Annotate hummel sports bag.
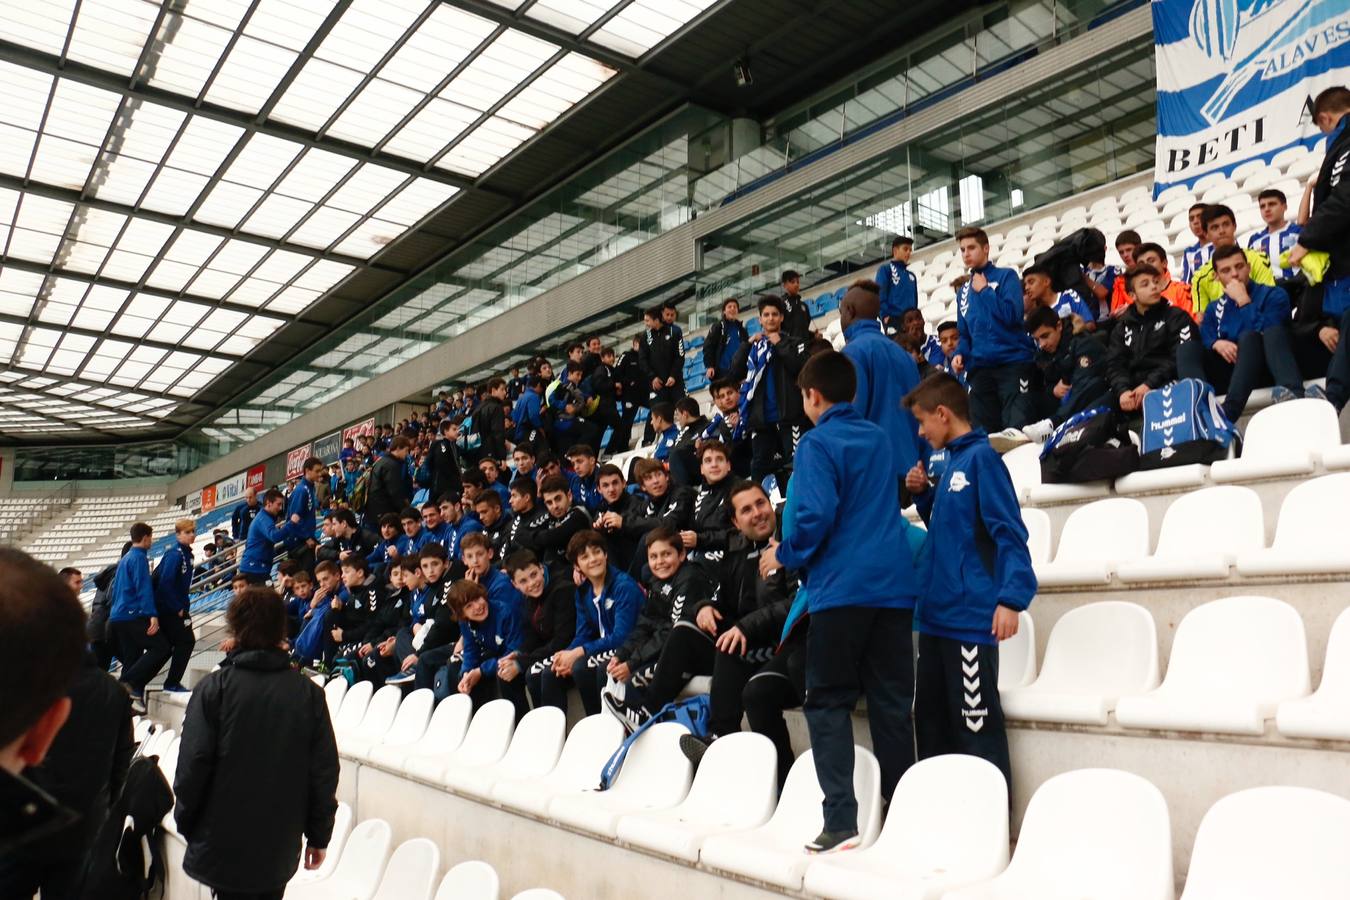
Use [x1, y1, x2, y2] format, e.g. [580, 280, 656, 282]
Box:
[1139, 378, 1238, 469]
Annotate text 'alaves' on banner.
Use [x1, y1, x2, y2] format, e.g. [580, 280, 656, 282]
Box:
[1153, 0, 1350, 195]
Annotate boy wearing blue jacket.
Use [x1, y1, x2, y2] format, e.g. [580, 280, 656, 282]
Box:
[903, 373, 1037, 785]
[152, 518, 198, 693]
[875, 235, 918, 326]
[239, 489, 303, 584]
[108, 522, 169, 711]
[951, 227, 1038, 435]
[760, 350, 919, 854]
[451, 579, 529, 721]
[286, 457, 325, 572]
[539, 530, 644, 716]
[1192, 243, 1309, 420]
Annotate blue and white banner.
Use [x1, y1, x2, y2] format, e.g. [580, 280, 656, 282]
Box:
[1153, 0, 1350, 195]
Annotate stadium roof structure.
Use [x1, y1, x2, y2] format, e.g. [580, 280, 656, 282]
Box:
[0, 0, 944, 444]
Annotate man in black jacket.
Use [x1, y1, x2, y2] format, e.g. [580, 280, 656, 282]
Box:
[731, 295, 810, 486]
[586, 346, 624, 457]
[428, 418, 463, 505]
[1106, 264, 1198, 417]
[703, 297, 749, 381]
[615, 333, 646, 451]
[475, 378, 511, 462]
[364, 436, 412, 526]
[231, 488, 260, 542]
[638, 305, 685, 409]
[1290, 86, 1350, 410]
[778, 270, 814, 338]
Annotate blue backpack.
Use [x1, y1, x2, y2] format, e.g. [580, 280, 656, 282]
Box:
[292, 600, 331, 664]
[598, 694, 711, 790]
[1139, 379, 1238, 469]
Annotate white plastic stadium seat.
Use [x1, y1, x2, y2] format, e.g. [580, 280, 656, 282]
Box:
[1114, 463, 1211, 495]
[435, 860, 499, 900]
[339, 685, 402, 755]
[1021, 508, 1051, 565]
[1115, 596, 1309, 735]
[1322, 443, 1350, 470]
[1001, 443, 1112, 505]
[615, 732, 777, 861]
[1211, 399, 1340, 482]
[406, 699, 515, 785]
[371, 838, 440, 900]
[803, 754, 1008, 900]
[493, 714, 624, 816]
[549, 722, 692, 837]
[369, 693, 472, 772]
[1236, 475, 1350, 576]
[1035, 498, 1150, 586]
[1277, 607, 1350, 740]
[1117, 486, 1264, 582]
[1003, 602, 1160, 726]
[292, 803, 353, 885]
[332, 681, 374, 736]
[350, 688, 434, 763]
[442, 706, 565, 799]
[510, 891, 565, 900]
[997, 612, 1036, 690]
[1181, 787, 1350, 900]
[700, 747, 882, 891]
[285, 817, 392, 900]
[943, 769, 1172, 900]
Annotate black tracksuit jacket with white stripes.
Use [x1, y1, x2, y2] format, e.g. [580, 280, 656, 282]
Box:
[617, 564, 713, 668]
[698, 532, 799, 651]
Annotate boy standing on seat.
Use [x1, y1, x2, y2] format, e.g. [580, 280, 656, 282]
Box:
[760, 350, 918, 854]
[903, 373, 1036, 785]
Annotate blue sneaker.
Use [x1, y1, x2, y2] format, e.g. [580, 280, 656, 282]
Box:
[1306, 383, 1328, 402]
[385, 670, 416, 686]
[1270, 386, 1298, 404]
[162, 683, 190, 693]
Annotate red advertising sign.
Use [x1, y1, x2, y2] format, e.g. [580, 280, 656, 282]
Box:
[200, 484, 218, 513]
[285, 444, 312, 480]
[246, 464, 266, 492]
[342, 418, 376, 443]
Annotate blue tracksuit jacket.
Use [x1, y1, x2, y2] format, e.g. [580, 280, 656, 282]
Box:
[482, 566, 525, 616]
[956, 262, 1035, 369]
[567, 565, 645, 658]
[153, 542, 194, 616]
[240, 510, 299, 576]
[774, 402, 918, 612]
[397, 526, 432, 558]
[876, 259, 919, 320]
[913, 429, 1037, 645]
[285, 479, 316, 550]
[1201, 281, 1291, 347]
[445, 516, 484, 561]
[842, 319, 923, 483]
[459, 599, 525, 677]
[109, 545, 156, 622]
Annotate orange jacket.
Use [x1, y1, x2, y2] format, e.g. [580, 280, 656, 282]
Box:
[1110, 273, 1195, 321]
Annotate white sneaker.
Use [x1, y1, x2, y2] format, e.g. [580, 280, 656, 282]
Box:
[1022, 419, 1055, 443]
[989, 427, 1032, 453]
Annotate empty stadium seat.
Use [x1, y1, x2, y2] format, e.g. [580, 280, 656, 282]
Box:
[1211, 399, 1340, 482]
[323, 678, 347, 724]
[442, 705, 565, 799]
[549, 721, 692, 837]
[1002, 602, 1160, 726]
[510, 890, 564, 900]
[997, 612, 1037, 690]
[369, 694, 472, 772]
[1235, 474, 1350, 576]
[292, 803, 353, 885]
[1021, 508, 1051, 565]
[406, 699, 516, 785]
[371, 838, 440, 900]
[286, 817, 392, 900]
[1035, 498, 1150, 586]
[700, 747, 882, 891]
[349, 689, 434, 762]
[1322, 443, 1350, 470]
[493, 714, 625, 817]
[615, 732, 777, 861]
[332, 681, 374, 736]
[435, 860, 499, 900]
[1117, 486, 1264, 582]
[1276, 606, 1350, 740]
[802, 755, 1009, 900]
[339, 685, 403, 755]
[1181, 786, 1350, 900]
[1115, 596, 1310, 735]
[1114, 462, 1211, 495]
[943, 769, 1172, 900]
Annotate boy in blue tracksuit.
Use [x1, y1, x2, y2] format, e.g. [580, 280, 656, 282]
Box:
[286, 457, 324, 572]
[239, 489, 303, 584]
[903, 373, 1036, 785]
[396, 506, 432, 557]
[451, 579, 529, 722]
[152, 518, 198, 692]
[952, 226, 1038, 433]
[761, 350, 919, 854]
[108, 522, 170, 709]
[875, 235, 918, 327]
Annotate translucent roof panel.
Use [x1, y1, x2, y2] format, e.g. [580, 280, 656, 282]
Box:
[481, 0, 718, 57]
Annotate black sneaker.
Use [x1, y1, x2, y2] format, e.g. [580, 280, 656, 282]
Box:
[129, 692, 147, 716]
[679, 733, 712, 769]
[601, 690, 646, 736]
[805, 829, 860, 854]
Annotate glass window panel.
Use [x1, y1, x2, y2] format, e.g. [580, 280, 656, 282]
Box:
[67, 0, 159, 76]
[149, 16, 234, 99]
[270, 58, 366, 132]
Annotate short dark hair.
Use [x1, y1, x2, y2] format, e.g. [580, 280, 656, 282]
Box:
[698, 440, 730, 461]
[650, 401, 675, 423]
[1124, 263, 1163, 293]
[462, 469, 488, 490]
[440, 418, 457, 435]
[315, 560, 341, 580]
[1025, 305, 1063, 333]
[227, 586, 287, 653]
[728, 479, 769, 508]
[1189, 202, 1208, 214]
[304, 456, 324, 472]
[1135, 242, 1168, 264]
[509, 477, 537, 500]
[904, 371, 971, 422]
[540, 475, 571, 498]
[565, 444, 595, 460]
[474, 491, 501, 511]
[419, 542, 449, 563]
[891, 235, 913, 249]
[674, 397, 700, 419]
[781, 270, 800, 284]
[397, 557, 420, 574]
[486, 377, 506, 392]
[1022, 263, 1051, 279]
[57, 566, 81, 582]
[954, 226, 989, 246]
[447, 579, 488, 618]
[633, 458, 666, 482]
[1115, 229, 1141, 247]
[264, 488, 285, 505]
[1201, 204, 1236, 229]
[937, 320, 958, 335]
[596, 463, 624, 482]
[391, 435, 414, 451]
[710, 377, 738, 396]
[1211, 243, 1247, 266]
[645, 526, 682, 553]
[129, 521, 152, 543]
[1257, 188, 1288, 205]
[420, 500, 439, 513]
[566, 529, 607, 563]
[757, 294, 785, 315]
[797, 350, 857, 404]
[400, 506, 422, 522]
[1313, 85, 1350, 118]
[340, 554, 369, 574]
[378, 512, 401, 530]
[459, 531, 492, 555]
[503, 549, 542, 577]
[0, 549, 86, 749]
[722, 296, 740, 310]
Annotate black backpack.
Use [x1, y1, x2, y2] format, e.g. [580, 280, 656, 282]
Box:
[1034, 227, 1108, 292]
[1040, 406, 1140, 483]
[79, 757, 172, 900]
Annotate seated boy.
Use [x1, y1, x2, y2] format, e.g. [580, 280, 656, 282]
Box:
[1191, 204, 1276, 317]
[539, 530, 644, 716]
[473, 490, 512, 560]
[531, 474, 594, 578]
[356, 557, 414, 683]
[675, 441, 736, 558]
[699, 377, 752, 477]
[503, 478, 548, 558]
[1021, 305, 1111, 441]
[1023, 263, 1094, 328]
[503, 549, 578, 709]
[649, 402, 679, 462]
[450, 579, 529, 721]
[366, 512, 402, 576]
[904, 373, 1036, 785]
[1106, 264, 1199, 416]
[601, 526, 716, 733]
[926, 321, 962, 377]
[325, 555, 384, 669]
[397, 506, 432, 557]
[591, 463, 641, 572]
[386, 544, 457, 688]
[460, 531, 523, 615]
[564, 444, 603, 513]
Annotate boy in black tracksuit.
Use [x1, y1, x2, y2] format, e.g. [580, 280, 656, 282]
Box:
[904, 374, 1037, 785]
[1106, 263, 1200, 419]
[591, 463, 641, 572]
[638, 305, 686, 408]
[674, 442, 736, 564]
[601, 527, 716, 732]
[503, 479, 548, 559]
[325, 556, 383, 667]
[779, 270, 814, 339]
[1022, 305, 1111, 439]
[602, 459, 693, 577]
[731, 295, 810, 486]
[703, 297, 750, 381]
[532, 475, 593, 578]
[503, 550, 578, 708]
[357, 558, 414, 683]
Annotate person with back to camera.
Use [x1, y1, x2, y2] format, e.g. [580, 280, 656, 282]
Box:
[174, 586, 338, 900]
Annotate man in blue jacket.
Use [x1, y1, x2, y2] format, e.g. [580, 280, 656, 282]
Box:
[230, 487, 260, 541]
[286, 457, 325, 574]
[239, 489, 302, 585]
[152, 518, 198, 693]
[108, 522, 169, 712]
[951, 226, 1039, 437]
[1189, 243, 1311, 421]
[839, 280, 924, 490]
[875, 235, 918, 328]
[903, 373, 1036, 786]
[760, 350, 919, 855]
